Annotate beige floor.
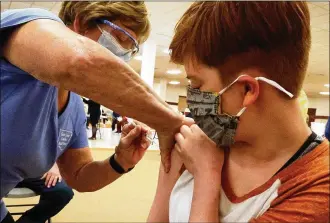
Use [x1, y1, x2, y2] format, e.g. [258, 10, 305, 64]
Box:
[4, 149, 161, 222]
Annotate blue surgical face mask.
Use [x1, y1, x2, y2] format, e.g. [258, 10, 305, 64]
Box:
[97, 25, 132, 62]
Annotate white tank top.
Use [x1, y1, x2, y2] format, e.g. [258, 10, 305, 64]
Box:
[169, 170, 281, 222]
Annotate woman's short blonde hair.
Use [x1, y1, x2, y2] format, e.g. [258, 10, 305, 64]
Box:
[58, 1, 150, 44]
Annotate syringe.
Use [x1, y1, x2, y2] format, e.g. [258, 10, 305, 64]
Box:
[126, 119, 156, 144]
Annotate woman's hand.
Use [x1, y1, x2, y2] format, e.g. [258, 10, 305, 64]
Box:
[115, 123, 150, 171]
[174, 124, 224, 179]
[157, 117, 195, 172]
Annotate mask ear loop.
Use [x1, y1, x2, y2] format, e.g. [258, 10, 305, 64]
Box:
[218, 75, 293, 118]
[219, 74, 249, 95]
[236, 76, 293, 116]
[236, 107, 247, 117]
[97, 25, 103, 33]
[218, 74, 249, 116]
[236, 76, 293, 117]
[255, 77, 294, 98]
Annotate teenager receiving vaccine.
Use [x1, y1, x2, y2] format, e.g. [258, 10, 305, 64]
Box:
[148, 2, 329, 223]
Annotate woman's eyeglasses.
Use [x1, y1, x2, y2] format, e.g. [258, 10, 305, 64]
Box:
[97, 19, 139, 55]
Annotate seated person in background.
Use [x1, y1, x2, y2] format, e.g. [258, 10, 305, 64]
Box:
[148, 2, 329, 222]
[15, 163, 73, 223]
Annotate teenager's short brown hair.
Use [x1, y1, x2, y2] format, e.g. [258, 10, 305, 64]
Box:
[170, 2, 311, 96]
[59, 1, 150, 44]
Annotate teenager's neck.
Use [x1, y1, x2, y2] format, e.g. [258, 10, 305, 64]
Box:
[229, 101, 311, 168]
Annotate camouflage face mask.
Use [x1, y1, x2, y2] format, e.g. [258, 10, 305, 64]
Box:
[186, 75, 294, 147]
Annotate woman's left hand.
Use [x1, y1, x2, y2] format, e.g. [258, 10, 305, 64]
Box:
[174, 124, 224, 178]
[115, 123, 150, 171]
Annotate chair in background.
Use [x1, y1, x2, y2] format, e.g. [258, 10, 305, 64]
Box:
[5, 188, 52, 223]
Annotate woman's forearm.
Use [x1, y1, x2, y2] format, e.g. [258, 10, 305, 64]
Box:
[65, 158, 122, 192]
[61, 36, 182, 132]
[4, 19, 182, 133]
[189, 174, 221, 222]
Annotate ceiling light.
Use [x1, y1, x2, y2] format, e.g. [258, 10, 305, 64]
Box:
[134, 55, 142, 61]
[319, 92, 329, 95]
[169, 81, 180, 85]
[325, 84, 330, 88]
[166, 69, 181, 75]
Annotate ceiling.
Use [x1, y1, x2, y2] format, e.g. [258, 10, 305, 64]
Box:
[1, 1, 329, 97]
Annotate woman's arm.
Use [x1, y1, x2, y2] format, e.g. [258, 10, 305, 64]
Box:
[3, 19, 186, 170]
[3, 20, 180, 129]
[57, 124, 149, 192]
[57, 148, 118, 192]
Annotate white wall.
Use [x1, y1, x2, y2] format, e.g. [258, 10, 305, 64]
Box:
[153, 82, 161, 97]
[153, 79, 186, 102]
[154, 77, 187, 103]
[308, 96, 329, 116]
[166, 85, 187, 102]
